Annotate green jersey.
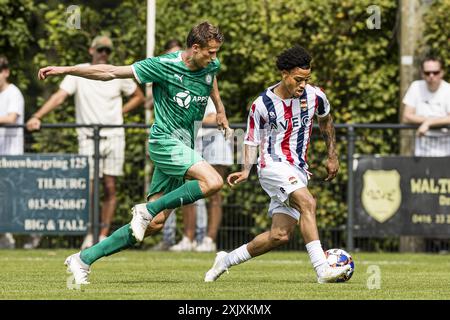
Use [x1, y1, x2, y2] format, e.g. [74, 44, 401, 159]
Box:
[132, 51, 220, 144]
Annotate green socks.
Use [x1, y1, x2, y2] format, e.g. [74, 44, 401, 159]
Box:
[146, 180, 204, 217]
[80, 224, 136, 266]
[79, 181, 205, 266]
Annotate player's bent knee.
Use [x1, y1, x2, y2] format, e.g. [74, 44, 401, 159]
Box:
[291, 194, 316, 214]
[212, 175, 224, 191]
[306, 197, 317, 212]
[204, 174, 223, 195]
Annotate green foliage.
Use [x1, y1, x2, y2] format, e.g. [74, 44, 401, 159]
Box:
[422, 0, 450, 74]
[0, 0, 35, 104]
[28, 1, 149, 221]
[154, 0, 401, 232]
[1, 0, 448, 239]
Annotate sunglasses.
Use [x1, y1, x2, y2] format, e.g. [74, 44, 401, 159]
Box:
[423, 70, 441, 76]
[96, 47, 112, 54]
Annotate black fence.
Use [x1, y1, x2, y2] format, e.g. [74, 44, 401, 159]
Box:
[1, 123, 450, 252]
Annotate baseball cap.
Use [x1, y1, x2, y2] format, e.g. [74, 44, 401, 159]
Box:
[90, 35, 113, 50]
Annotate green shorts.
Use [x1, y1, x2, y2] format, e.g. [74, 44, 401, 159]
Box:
[147, 128, 204, 198]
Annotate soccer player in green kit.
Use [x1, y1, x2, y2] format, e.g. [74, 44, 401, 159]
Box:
[38, 22, 232, 285]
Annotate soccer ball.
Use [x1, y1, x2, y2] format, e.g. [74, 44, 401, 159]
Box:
[324, 248, 355, 282]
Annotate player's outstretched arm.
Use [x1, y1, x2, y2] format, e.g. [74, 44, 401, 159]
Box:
[318, 114, 339, 181]
[227, 144, 258, 187]
[38, 65, 134, 81]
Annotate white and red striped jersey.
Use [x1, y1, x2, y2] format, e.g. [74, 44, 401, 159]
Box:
[244, 83, 330, 171]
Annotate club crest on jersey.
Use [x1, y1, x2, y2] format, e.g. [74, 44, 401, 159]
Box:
[205, 74, 212, 84]
[300, 99, 308, 110]
[288, 176, 298, 185]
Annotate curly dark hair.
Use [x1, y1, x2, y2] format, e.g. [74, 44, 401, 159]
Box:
[276, 45, 312, 71]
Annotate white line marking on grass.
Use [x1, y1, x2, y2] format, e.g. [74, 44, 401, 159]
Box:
[359, 260, 412, 265]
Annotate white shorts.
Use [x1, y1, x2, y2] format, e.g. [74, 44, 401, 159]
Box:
[78, 135, 125, 179]
[258, 162, 310, 221]
[195, 130, 233, 165]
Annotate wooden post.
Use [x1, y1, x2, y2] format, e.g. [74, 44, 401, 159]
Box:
[399, 0, 432, 252]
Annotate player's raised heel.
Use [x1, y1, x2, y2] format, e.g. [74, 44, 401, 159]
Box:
[317, 265, 351, 284]
[130, 203, 152, 242]
[64, 252, 90, 285]
[204, 251, 229, 282]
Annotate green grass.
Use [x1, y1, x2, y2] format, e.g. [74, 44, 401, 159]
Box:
[0, 249, 449, 300]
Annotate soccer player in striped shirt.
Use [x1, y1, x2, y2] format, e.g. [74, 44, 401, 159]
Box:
[205, 45, 351, 283]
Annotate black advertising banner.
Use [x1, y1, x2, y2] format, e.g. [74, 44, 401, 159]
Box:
[0, 154, 89, 234]
[354, 156, 450, 237]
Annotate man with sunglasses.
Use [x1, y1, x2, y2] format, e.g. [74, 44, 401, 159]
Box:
[26, 35, 145, 249]
[402, 56, 450, 156]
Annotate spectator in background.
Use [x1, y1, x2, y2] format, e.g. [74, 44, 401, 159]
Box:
[0, 55, 24, 249]
[26, 35, 145, 249]
[402, 56, 450, 156]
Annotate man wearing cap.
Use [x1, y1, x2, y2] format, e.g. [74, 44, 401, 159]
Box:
[27, 35, 145, 249]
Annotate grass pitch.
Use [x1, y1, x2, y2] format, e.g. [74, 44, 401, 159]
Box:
[0, 249, 449, 300]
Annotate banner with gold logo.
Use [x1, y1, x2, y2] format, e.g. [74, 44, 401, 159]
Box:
[354, 157, 450, 237]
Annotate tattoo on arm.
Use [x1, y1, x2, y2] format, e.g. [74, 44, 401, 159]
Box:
[318, 114, 337, 159]
[243, 144, 259, 172]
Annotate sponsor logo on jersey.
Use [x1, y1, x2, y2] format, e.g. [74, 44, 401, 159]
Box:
[173, 91, 209, 109]
[279, 117, 302, 130]
[191, 96, 209, 104]
[173, 90, 191, 109]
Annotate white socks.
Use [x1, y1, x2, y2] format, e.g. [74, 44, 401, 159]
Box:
[224, 244, 252, 268]
[222, 241, 328, 275]
[305, 240, 329, 274]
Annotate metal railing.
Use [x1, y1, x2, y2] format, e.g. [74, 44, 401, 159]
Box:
[1, 122, 449, 251]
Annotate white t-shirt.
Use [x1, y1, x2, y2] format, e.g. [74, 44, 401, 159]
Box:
[0, 84, 24, 155]
[195, 98, 233, 165]
[60, 63, 137, 137]
[403, 80, 450, 156]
